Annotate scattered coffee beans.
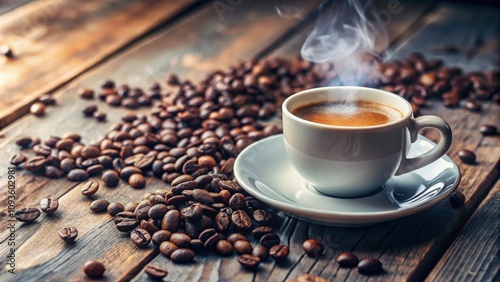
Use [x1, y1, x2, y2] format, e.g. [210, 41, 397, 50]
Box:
[336, 252, 359, 268]
[107, 202, 124, 216]
[102, 170, 120, 187]
[90, 199, 110, 213]
[30, 102, 46, 116]
[458, 149, 476, 164]
[83, 260, 105, 278]
[358, 257, 383, 275]
[238, 254, 260, 270]
[59, 227, 78, 242]
[302, 239, 324, 258]
[1, 45, 14, 58]
[40, 197, 59, 214]
[81, 181, 99, 196]
[479, 124, 497, 136]
[129, 173, 146, 188]
[449, 191, 466, 208]
[269, 245, 289, 263]
[130, 228, 152, 248]
[170, 248, 195, 263]
[15, 207, 41, 222]
[215, 239, 233, 256]
[144, 264, 169, 280]
[252, 245, 269, 261]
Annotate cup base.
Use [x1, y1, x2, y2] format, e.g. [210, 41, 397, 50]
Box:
[303, 181, 384, 199]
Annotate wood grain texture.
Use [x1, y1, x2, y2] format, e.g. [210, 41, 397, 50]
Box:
[426, 180, 500, 282]
[0, 0, 199, 129]
[0, 0, 323, 281]
[0, 0, 31, 15]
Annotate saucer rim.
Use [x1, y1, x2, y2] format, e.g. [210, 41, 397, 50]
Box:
[234, 134, 461, 222]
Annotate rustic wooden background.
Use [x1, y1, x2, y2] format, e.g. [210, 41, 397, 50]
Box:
[0, 0, 498, 281]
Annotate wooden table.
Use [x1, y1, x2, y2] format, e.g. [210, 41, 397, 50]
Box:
[0, 1, 498, 281]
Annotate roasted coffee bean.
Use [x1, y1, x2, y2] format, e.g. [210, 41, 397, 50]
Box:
[87, 164, 104, 176]
[219, 180, 241, 193]
[204, 233, 221, 249]
[479, 124, 497, 136]
[192, 189, 214, 205]
[172, 180, 197, 195]
[83, 260, 105, 278]
[81, 181, 99, 196]
[252, 244, 269, 261]
[24, 156, 47, 172]
[129, 173, 146, 188]
[15, 136, 33, 147]
[358, 257, 383, 275]
[115, 211, 139, 232]
[337, 252, 359, 268]
[152, 230, 172, 245]
[107, 202, 124, 216]
[161, 210, 180, 232]
[198, 228, 217, 242]
[130, 228, 152, 248]
[231, 210, 252, 231]
[166, 195, 187, 206]
[170, 248, 195, 263]
[1, 45, 14, 58]
[170, 233, 192, 248]
[59, 227, 78, 242]
[464, 99, 481, 112]
[259, 233, 280, 249]
[40, 197, 59, 214]
[79, 88, 95, 99]
[303, 239, 324, 258]
[102, 170, 120, 187]
[30, 102, 46, 116]
[227, 233, 248, 244]
[43, 166, 62, 178]
[15, 207, 41, 222]
[83, 104, 98, 116]
[120, 166, 142, 180]
[67, 168, 89, 181]
[449, 191, 466, 208]
[215, 239, 233, 256]
[251, 226, 273, 240]
[215, 211, 231, 233]
[10, 153, 27, 165]
[181, 205, 203, 222]
[458, 149, 476, 164]
[229, 193, 246, 210]
[94, 111, 107, 121]
[238, 254, 260, 270]
[148, 204, 168, 220]
[140, 219, 159, 235]
[159, 241, 179, 258]
[269, 245, 289, 263]
[144, 264, 169, 280]
[34, 145, 52, 157]
[90, 199, 110, 213]
[233, 240, 253, 254]
[171, 174, 194, 186]
[60, 158, 76, 172]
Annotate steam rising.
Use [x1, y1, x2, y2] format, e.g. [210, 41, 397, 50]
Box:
[301, 0, 388, 86]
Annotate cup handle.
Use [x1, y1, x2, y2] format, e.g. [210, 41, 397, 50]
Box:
[395, 115, 452, 175]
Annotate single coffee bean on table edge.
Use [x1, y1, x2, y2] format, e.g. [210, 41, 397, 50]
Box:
[15, 207, 41, 222]
[83, 260, 106, 278]
[336, 252, 359, 268]
[449, 191, 466, 208]
[358, 257, 383, 275]
[40, 197, 59, 214]
[458, 149, 476, 164]
[302, 239, 324, 258]
[59, 227, 78, 243]
[144, 264, 169, 279]
[30, 102, 46, 116]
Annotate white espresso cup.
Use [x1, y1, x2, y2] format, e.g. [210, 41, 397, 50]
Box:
[282, 86, 452, 198]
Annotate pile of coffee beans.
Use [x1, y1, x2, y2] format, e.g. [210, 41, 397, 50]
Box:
[10, 54, 498, 278]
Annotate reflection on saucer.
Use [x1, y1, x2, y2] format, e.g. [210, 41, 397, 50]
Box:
[234, 134, 461, 226]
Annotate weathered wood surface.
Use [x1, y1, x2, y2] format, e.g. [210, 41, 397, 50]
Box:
[0, 0, 201, 129]
[0, 0, 31, 15]
[0, 1, 498, 282]
[426, 180, 500, 282]
[0, 0, 324, 281]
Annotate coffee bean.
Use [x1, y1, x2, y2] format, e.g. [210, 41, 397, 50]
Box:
[251, 226, 273, 240]
[449, 191, 466, 208]
[94, 111, 107, 121]
[252, 245, 269, 261]
[107, 202, 124, 216]
[152, 230, 172, 246]
[67, 169, 89, 181]
[148, 204, 168, 220]
[120, 166, 142, 180]
[204, 233, 221, 249]
[170, 233, 192, 248]
[234, 240, 253, 254]
[81, 181, 99, 196]
[464, 99, 481, 112]
[60, 158, 76, 172]
[130, 228, 152, 248]
[144, 264, 169, 280]
[336, 252, 359, 268]
[24, 156, 46, 172]
[229, 193, 246, 210]
[161, 210, 180, 232]
[59, 227, 78, 242]
[10, 153, 26, 165]
[87, 164, 104, 176]
[79, 88, 95, 99]
[227, 233, 248, 244]
[238, 254, 260, 270]
[259, 233, 280, 249]
[192, 189, 214, 205]
[159, 241, 179, 257]
[172, 180, 197, 195]
[170, 248, 195, 263]
[129, 173, 146, 188]
[1, 45, 14, 58]
[82, 104, 98, 116]
[30, 102, 46, 116]
[269, 245, 289, 263]
[83, 260, 105, 278]
[215, 211, 231, 233]
[458, 149, 476, 164]
[34, 145, 52, 157]
[215, 239, 234, 256]
[40, 197, 59, 214]
[140, 219, 159, 235]
[15, 136, 33, 147]
[358, 257, 383, 275]
[181, 205, 203, 222]
[303, 239, 324, 258]
[115, 211, 139, 232]
[15, 207, 41, 222]
[90, 199, 110, 213]
[231, 210, 253, 231]
[102, 170, 120, 187]
[479, 124, 497, 136]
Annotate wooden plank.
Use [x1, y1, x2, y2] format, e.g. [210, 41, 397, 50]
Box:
[426, 180, 500, 282]
[0, 0, 31, 15]
[0, 0, 200, 129]
[0, 0, 323, 281]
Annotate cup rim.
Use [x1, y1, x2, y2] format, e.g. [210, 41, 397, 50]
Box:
[282, 86, 413, 131]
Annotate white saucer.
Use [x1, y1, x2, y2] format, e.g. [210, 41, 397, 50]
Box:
[234, 134, 461, 226]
